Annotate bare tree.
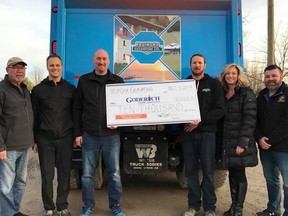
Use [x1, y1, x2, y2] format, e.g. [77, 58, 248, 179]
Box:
[243, 0, 288, 88]
[29, 66, 46, 85]
[244, 59, 266, 95]
[242, 14, 253, 49]
[275, 26, 288, 73]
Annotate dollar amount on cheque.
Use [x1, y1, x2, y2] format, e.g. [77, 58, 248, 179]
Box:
[106, 80, 201, 126]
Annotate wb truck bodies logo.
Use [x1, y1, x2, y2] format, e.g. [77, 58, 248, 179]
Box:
[135, 144, 157, 159]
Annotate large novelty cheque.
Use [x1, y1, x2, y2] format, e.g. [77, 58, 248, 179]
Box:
[106, 80, 201, 127]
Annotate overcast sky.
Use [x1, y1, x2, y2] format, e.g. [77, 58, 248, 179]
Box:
[0, 0, 287, 78]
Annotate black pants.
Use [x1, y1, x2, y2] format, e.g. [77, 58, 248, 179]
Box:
[37, 133, 73, 211]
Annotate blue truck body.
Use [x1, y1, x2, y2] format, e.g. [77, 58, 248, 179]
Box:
[50, 0, 243, 179]
[50, 0, 243, 84]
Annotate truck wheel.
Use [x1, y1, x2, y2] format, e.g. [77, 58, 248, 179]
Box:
[176, 164, 227, 189]
[198, 169, 228, 189]
[214, 169, 227, 189]
[175, 165, 188, 189]
[69, 166, 104, 190]
[70, 169, 81, 189]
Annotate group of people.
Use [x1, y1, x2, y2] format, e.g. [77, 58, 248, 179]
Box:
[0, 50, 125, 216]
[0, 50, 287, 216]
[181, 54, 288, 216]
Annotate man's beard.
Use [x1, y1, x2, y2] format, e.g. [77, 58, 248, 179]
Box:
[192, 69, 203, 76]
[97, 64, 106, 73]
[266, 81, 280, 91]
[15, 76, 25, 83]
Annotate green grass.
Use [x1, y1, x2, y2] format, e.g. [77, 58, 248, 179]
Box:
[161, 54, 181, 77]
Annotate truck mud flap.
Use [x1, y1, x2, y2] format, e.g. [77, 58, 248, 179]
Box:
[122, 134, 168, 174]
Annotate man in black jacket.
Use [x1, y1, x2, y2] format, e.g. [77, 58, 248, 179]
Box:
[181, 54, 225, 216]
[31, 54, 75, 216]
[74, 49, 125, 216]
[255, 65, 288, 216]
[0, 57, 34, 216]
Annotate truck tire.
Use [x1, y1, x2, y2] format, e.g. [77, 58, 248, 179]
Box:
[175, 165, 188, 189]
[69, 167, 104, 190]
[213, 169, 228, 189]
[70, 153, 104, 190]
[70, 169, 81, 189]
[176, 165, 227, 189]
[198, 169, 228, 189]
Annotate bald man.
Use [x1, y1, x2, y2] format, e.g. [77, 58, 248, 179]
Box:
[73, 50, 125, 216]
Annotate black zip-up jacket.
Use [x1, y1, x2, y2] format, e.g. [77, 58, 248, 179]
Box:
[31, 77, 76, 143]
[73, 70, 124, 137]
[221, 87, 258, 168]
[255, 82, 288, 152]
[183, 73, 225, 132]
[0, 75, 34, 151]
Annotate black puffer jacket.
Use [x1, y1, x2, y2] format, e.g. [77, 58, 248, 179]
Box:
[221, 87, 258, 168]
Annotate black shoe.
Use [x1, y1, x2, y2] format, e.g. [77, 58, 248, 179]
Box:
[255, 209, 281, 216]
[14, 212, 28, 216]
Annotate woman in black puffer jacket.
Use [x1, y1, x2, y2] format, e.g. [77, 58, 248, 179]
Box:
[219, 64, 258, 216]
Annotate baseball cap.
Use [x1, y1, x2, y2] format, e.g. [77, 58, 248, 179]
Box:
[6, 57, 27, 67]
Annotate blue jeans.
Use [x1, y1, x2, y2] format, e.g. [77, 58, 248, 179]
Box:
[260, 150, 288, 215]
[181, 132, 216, 212]
[0, 149, 29, 216]
[81, 132, 123, 210]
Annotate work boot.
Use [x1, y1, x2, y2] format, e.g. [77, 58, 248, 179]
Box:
[223, 176, 237, 216]
[233, 182, 247, 216]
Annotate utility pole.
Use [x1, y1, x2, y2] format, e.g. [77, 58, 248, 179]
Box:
[267, 0, 275, 64]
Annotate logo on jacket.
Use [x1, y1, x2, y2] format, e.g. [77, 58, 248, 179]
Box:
[278, 95, 286, 102]
[202, 88, 211, 92]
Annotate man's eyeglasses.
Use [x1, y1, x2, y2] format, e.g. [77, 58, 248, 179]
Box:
[8, 66, 27, 70]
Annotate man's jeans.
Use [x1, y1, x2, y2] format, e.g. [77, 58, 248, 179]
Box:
[0, 149, 29, 216]
[81, 132, 123, 209]
[181, 132, 217, 212]
[260, 149, 288, 215]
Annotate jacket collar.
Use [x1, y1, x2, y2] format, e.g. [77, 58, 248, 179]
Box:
[186, 73, 211, 80]
[259, 82, 287, 98]
[41, 77, 64, 86]
[88, 69, 116, 81]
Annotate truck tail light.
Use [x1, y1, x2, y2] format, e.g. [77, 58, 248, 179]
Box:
[73, 75, 80, 79]
[237, 9, 241, 15]
[52, 6, 58, 13]
[52, 40, 57, 54]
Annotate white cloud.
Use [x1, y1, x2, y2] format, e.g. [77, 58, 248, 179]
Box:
[0, 0, 50, 78]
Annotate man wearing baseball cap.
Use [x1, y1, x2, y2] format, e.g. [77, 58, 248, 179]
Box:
[0, 57, 34, 216]
[6, 56, 27, 67]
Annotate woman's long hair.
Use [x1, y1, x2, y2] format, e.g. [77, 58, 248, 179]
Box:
[220, 63, 250, 91]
